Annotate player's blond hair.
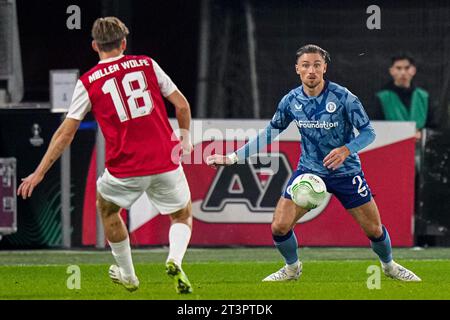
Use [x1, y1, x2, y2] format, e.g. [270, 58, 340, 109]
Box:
[91, 17, 129, 52]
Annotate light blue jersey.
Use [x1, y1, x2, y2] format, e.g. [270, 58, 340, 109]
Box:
[236, 80, 376, 177]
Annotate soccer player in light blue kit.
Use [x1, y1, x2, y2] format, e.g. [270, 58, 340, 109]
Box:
[207, 44, 421, 282]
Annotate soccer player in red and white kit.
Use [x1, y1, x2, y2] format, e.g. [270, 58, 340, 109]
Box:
[17, 17, 194, 294]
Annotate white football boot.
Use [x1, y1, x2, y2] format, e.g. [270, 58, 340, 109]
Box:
[382, 261, 422, 282]
[262, 261, 302, 282]
[108, 264, 140, 291]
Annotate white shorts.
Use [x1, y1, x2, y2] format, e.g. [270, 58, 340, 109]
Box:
[96, 165, 191, 214]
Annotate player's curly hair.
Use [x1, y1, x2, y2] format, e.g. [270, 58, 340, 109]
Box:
[91, 17, 129, 52]
[296, 44, 331, 64]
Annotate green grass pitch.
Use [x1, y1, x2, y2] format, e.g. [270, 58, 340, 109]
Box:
[1, 247, 450, 300]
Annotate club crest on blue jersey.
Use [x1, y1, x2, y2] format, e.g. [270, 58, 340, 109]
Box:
[326, 102, 337, 113]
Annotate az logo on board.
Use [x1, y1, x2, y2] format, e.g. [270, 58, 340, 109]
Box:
[202, 154, 291, 212]
[192, 153, 331, 223]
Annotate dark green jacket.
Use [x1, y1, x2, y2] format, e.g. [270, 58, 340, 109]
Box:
[375, 85, 429, 129]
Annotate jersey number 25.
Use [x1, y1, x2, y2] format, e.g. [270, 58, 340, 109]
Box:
[102, 71, 154, 122]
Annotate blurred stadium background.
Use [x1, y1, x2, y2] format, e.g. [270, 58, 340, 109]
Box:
[0, 0, 450, 300]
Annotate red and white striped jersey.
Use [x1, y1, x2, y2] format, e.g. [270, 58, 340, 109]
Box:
[67, 54, 180, 178]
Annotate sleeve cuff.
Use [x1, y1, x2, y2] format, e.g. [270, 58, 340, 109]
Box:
[345, 143, 357, 155]
[162, 86, 178, 98]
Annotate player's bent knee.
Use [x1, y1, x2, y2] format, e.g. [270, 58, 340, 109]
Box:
[98, 204, 120, 219]
[366, 224, 383, 239]
[96, 193, 120, 218]
[271, 222, 291, 236]
[169, 201, 192, 223]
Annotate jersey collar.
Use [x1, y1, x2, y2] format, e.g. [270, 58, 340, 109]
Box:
[301, 80, 329, 99]
[98, 54, 125, 64]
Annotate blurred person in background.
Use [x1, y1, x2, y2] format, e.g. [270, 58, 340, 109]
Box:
[373, 54, 437, 169]
[373, 54, 440, 223]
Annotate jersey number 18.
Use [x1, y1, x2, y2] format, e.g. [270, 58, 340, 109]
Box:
[102, 71, 154, 122]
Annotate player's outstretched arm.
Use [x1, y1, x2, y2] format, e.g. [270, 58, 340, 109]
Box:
[206, 90, 291, 168]
[17, 118, 80, 199]
[167, 90, 193, 155]
[206, 123, 282, 169]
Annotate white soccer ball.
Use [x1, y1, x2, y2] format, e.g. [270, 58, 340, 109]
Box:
[290, 173, 327, 210]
